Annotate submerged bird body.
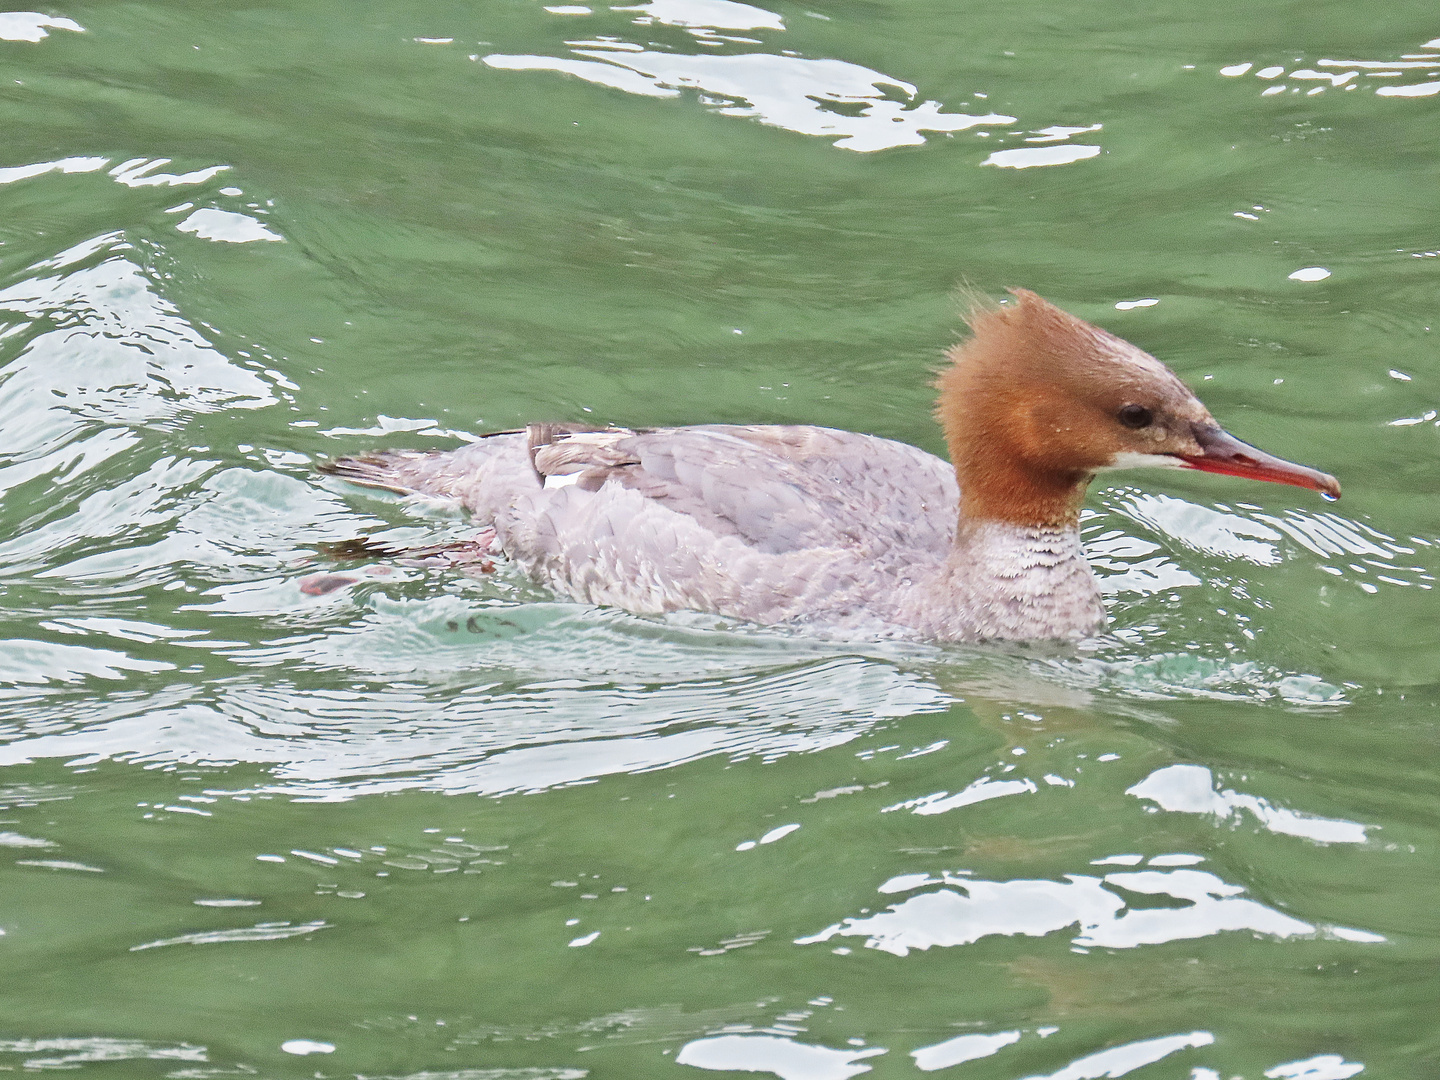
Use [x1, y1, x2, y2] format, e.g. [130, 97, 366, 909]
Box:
[323, 291, 1338, 642]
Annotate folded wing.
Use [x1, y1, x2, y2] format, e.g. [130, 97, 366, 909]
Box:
[321, 423, 958, 623]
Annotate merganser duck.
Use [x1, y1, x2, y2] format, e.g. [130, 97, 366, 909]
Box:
[321, 290, 1339, 642]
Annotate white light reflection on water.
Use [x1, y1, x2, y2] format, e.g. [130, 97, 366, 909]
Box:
[676, 1034, 886, 1080]
[1126, 764, 1370, 844]
[1117, 493, 1282, 565]
[883, 775, 1037, 815]
[40, 467, 381, 584]
[1219, 30, 1440, 99]
[1018, 1031, 1213, 1080]
[0, 1040, 206, 1069]
[0, 653, 947, 800]
[911, 1029, 1020, 1071]
[129, 920, 331, 951]
[0, 12, 84, 42]
[278, 1040, 335, 1056]
[0, 830, 54, 847]
[1376, 81, 1440, 97]
[1103, 488, 1436, 597]
[1264, 1055, 1365, 1079]
[14, 858, 105, 872]
[0, 155, 109, 185]
[175, 208, 284, 244]
[0, 638, 173, 683]
[1025, 124, 1103, 143]
[108, 158, 231, 188]
[476, 0, 1044, 152]
[796, 859, 1383, 955]
[1084, 498, 1227, 597]
[982, 145, 1102, 169]
[0, 232, 275, 480]
[484, 50, 1015, 151]
[619, 0, 786, 30]
[319, 414, 471, 439]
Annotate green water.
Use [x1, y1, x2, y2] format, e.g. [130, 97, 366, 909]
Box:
[2, 0, 1438, 1077]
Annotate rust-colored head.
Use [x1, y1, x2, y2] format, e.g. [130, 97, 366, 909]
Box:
[935, 289, 1340, 528]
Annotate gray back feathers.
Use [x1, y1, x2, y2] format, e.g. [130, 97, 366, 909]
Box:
[321, 422, 1102, 642]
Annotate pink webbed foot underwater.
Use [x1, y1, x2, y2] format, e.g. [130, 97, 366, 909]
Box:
[318, 290, 1339, 643]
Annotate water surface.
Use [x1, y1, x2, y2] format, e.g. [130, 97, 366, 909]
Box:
[2, 1, 1438, 1078]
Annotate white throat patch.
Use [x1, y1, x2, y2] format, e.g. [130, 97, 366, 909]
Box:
[1099, 451, 1189, 472]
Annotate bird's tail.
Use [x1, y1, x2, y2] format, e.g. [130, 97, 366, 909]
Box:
[317, 449, 455, 497]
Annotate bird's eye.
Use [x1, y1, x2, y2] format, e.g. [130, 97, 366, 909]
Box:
[1117, 404, 1153, 429]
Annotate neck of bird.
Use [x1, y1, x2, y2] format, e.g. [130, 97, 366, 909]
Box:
[922, 515, 1102, 642]
[953, 453, 1091, 532]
